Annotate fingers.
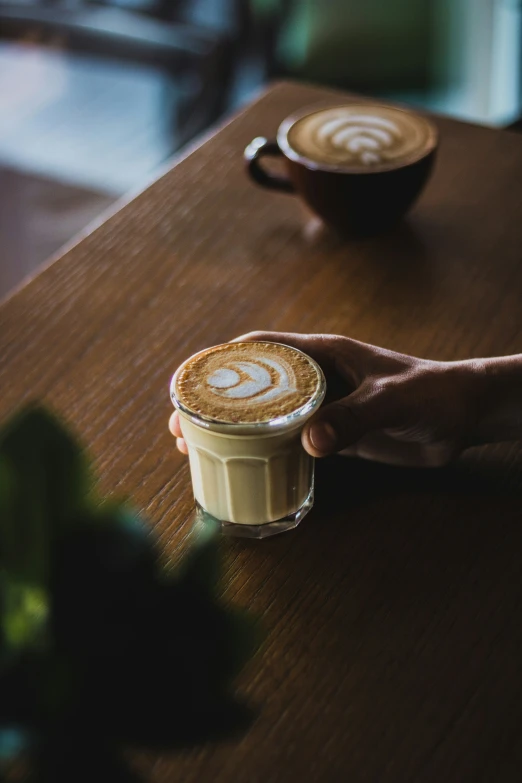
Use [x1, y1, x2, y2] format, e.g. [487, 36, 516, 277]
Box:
[168, 411, 188, 455]
[233, 330, 361, 376]
[302, 385, 387, 457]
[234, 332, 379, 456]
[169, 411, 182, 438]
[233, 330, 334, 368]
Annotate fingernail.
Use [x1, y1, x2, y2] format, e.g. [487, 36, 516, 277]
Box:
[308, 421, 337, 454]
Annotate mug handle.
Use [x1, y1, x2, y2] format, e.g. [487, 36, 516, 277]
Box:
[244, 137, 295, 194]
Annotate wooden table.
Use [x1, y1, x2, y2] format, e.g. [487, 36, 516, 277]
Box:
[2, 81, 522, 782]
[0, 164, 114, 300]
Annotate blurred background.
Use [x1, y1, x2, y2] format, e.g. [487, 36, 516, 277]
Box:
[1, 0, 521, 298]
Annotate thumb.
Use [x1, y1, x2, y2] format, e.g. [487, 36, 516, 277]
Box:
[302, 386, 386, 457]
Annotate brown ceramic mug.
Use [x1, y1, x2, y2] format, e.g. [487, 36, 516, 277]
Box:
[244, 102, 438, 236]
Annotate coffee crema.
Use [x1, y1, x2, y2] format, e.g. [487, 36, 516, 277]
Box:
[285, 104, 436, 172]
[174, 342, 322, 424]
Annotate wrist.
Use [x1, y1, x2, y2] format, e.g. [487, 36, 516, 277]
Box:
[458, 356, 522, 446]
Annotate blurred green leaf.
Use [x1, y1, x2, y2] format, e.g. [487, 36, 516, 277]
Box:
[0, 404, 261, 773]
[1, 581, 48, 652]
[28, 741, 144, 783]
[119, 691, 255, 750]
[0, 407, 94, 654]
[0, 407, 92, 589]
[49, 509, 158, 657]
[172, 509, 262, 686]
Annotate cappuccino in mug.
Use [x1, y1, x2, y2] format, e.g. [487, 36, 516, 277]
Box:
[245, 102, 438, 235]
[171, 342, 326, 538]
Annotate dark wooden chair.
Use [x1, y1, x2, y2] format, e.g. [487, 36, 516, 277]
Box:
[0, 1, 239, 297]
[0, 1, 235, 149]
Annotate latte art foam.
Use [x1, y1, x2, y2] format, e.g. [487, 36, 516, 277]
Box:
[174, 342, 323, 424]
[285, 104, 435, 171]
[207, 357, 295, 403]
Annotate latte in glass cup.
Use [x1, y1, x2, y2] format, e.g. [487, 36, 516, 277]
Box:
[170, 341, 326, 538]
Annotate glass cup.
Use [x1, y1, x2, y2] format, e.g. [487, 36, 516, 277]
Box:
[170, 343, 326, 539]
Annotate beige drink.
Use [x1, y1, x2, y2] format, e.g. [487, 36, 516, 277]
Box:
[170, 342, 326, 538]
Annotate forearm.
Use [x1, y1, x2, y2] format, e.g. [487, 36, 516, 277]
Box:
[463, 355, 522, 445]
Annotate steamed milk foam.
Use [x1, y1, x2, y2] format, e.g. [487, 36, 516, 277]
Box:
[171, 342, 325, 530]
[286, 104, 435, 171]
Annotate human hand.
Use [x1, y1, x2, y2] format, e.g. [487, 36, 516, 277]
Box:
[169, 332, 492, 467]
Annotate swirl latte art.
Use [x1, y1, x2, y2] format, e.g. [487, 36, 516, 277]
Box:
[285, 104, 435, 171]
[207, 357, 295, 403]
[174, 342, 323, 424]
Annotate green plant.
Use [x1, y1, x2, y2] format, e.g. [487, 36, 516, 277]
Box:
[0, 407, 260, 782]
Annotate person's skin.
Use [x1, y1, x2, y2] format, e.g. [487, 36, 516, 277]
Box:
[169, 332, 522, 467]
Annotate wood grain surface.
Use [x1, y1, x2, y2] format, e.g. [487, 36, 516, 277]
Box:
[2, 81, 522, 783]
